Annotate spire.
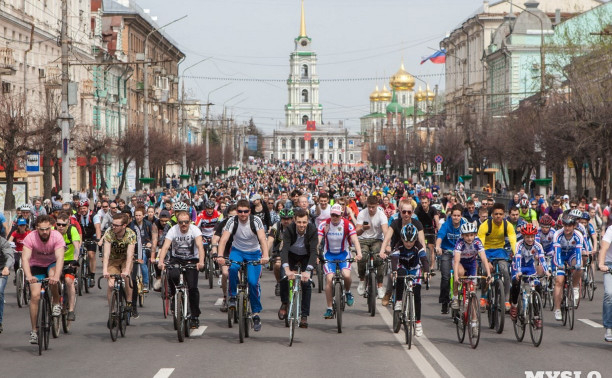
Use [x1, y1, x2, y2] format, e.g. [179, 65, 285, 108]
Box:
[299, 0, 307, 37]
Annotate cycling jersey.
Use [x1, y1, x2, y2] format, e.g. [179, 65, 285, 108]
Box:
[453, 238, 485, 263]
[512, 240, 547, 275]
[552, 229, 584, 273]
[10, 230, 30, 252]
[536, 229, 555, 255]
[576, 223, 594, 252]
[195, 209, 221, 239]
[318, 218, 355, 253]
[396, 244, 428, 272]
[518, 209, 537, 223]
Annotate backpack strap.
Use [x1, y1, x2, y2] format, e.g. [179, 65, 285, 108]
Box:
[66, 225, 74, 245]
[486, 218, 493, 237]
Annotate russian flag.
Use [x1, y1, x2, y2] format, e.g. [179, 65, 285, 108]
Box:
[420, 49, 446, 65]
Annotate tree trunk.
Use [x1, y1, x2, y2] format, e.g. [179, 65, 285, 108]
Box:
[573, 159, 583, 198]
[52, 159, 60, 196]
[116, 158, 132, 199]
[42, 153, 53, 199]
[4, 161, 16, 211]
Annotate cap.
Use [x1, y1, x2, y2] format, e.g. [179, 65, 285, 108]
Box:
[563, 195, 569, 200]
[17, 218, 27, 226]
[160, 210, 171, 218]
[330, 204, 343, 215]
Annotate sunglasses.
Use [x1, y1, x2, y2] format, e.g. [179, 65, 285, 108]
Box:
[330, 214, 340, 217]
[56, 223, 68, 227]
[237, 210, 250, 214]
[111, 223, 123, 228]
[178, 220, 190, 225]
[38, 227, 51, 231]
[402, 210, 412, 214]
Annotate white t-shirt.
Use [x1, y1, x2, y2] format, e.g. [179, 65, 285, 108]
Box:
[165, 224, 202, 260]
[314, 205, 331, 228]
[356, 207, 387, 240]
[601, 225, 612, 263]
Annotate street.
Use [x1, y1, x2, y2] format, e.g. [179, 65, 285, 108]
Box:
[0, 264, 608, 378]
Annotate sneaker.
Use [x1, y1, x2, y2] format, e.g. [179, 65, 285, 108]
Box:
[357, 281, 365, 296]
[554, 309, 562, 321]
[573, 288, 580, 307]
[220, 298, 228, 313]
[510, 305, 518, 321]
[253, 315, 262, 331]
[89, 274, 95, 288]
[504, 302, 511, 312]
[191, 317, 199, 329]
[323, 309, 334, 319]
[228, 297, 237, 310]
[153, 279, 162, 292]
[605, 328, 612, 342]
[278, 303, 288, 320]
[132, 309, 139, 319]
[441, 302, 449, 314]
[52, 304, 61, 317]
[471, 323, 479, 337]
[415, 322, 423, 337]
[394, 300, 402, 311]
[67, 311, 76, 321]
[346, 292, 354, 307]
[29, 331, 38, 344]
[451, 299, 460, 310]
[299, 316, 308, 328]
[143, 288, 149, 294]
[377, 287, 385, 299]
[275, 283, 280, 297]
[125, 302, 133, 313]
[381, 292, 391, 306]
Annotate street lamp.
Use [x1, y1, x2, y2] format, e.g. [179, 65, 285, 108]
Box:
[142, 15, 187, 183]
[205, 83, 231, 174]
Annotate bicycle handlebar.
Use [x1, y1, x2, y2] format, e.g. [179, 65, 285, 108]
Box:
[166, 263, 199, 270]
[319, 258, 355, 264]
[224, 259, 262, 266]
[97, 274, 133, 290]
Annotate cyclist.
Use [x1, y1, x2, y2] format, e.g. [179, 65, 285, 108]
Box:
[536, 214, 556, 258]
[157, 204, 206, 329]
[552, 213, 584, 321]
[101, 213, 136, 326]
[0, 235, 15, 333]
[22, 215, 66, 344]
[598, 221, 612, 341]
[508, 207, 527, 244]
[518, 199, 539, 227]
[318, 204, 362, 319]
[131, 206, 153, 292]
[509, 224, 549, 324]
[414, 195, 439, 271]
[268, 208, 294, 297]
[279, 209, 318, 328]
[212, 204, 238, 312]
[356, 195, 388, 299]
[77, 200, 97, 287]
[478, 203, 516, 311]
[195, 200, 221, 243]
[217, 199, 269, 331]
[435, 204, 466, 314]
[578, 212, 597, 275]
[8, 218, 30, 275]
[55, 212, 81, 321]
[151, 210, 171, 291]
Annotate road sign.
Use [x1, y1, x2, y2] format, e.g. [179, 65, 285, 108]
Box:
[26, 152, 40, 172]
[436, 163, 441, 172]
[385, 154, 391, 160]
[377, 145, 387, 151]
[434, 155, 443, 164]
[435, 170, 443, 176]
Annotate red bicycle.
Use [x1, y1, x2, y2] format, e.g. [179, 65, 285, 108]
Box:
[453, 276, 487, 349]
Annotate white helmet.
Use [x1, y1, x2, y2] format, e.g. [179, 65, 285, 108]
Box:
[568, 209, 583, 219]
[173, 202, 189, 212]
[460, 222, 478, 234]
[19, 204, 32, 211]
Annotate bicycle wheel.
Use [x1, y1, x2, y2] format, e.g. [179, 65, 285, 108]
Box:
[285, 283, 293, 328]
[43, 298, 50, 350]
[335, 282, 343, 334]
[61, 289, 73, 334]
[467, 294, 481, 349]
[24, 281, 31, 305]
[581, 270, 587, 299]
[109, 291, 119, 341]
[208, 258, 214, 289]
[184, 294, 190, 339]
[83, 261, 90, 294]
[162, 273, 170, 319]
[494, 279, 505, 334]
[289, 289, 300, 347]
[238, 291, 246, 343]
[16, 268, 24, 308]
[561, 286, 568, 326]
[547, 279, 554, 311]
[487, 285, 495, 329]
[138, 277, 145, 308]
[368, 271, 376, 317]
[120, 293, 128, 337]
[77, 256, 84, 296]
[530, 292, 543, 347]
[513, 293, 526, 342]
[51, 286, 61, 339]
[37, 295, 46, 355]
[455, 291, 466, 343]
[316, 263, 324, 293]
[393, 309, 401, 333]
[586, 265, 595, 301]
[405, 290, 413, 348]
[176, 293, 185, 342]
[227, 305, 234, 328]
[567, 285, 575, 330]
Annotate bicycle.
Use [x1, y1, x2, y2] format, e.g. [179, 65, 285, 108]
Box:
[134, 260, 145, 308]
[560, 264, 577, 330]
[363, 252, 378, 317]
[485, 258, 507, 334]
[226, 259, 261, 343]
[78, 240, 97, 295]
[160, 265, 171, 319]
[395, 274, 428, 349]
[143, 247, 154, 291]
[15, 255, 30, 308]
[581, 254, 596, 301]
[35, 278, 52, 355]
[321, 257, 354, 334]
[52, 265, 78, 337]
[98, 274, 132, 342]
[453, 276, 485, 349]
[512, 274, 544, 347]
[166, 263, 198, 342]
[202, 238, 217, 289]
[541, 256, 555, 311]
[284, 267, 313, 346]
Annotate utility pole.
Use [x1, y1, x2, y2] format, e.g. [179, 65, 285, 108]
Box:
[59, 0, 73, 196]
[221, 107, 226, 178]
[204, 102, 212, 174]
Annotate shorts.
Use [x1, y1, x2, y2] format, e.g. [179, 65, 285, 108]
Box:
[555, 252, 578, 276]
[459, 258, 477, 277]
[424, 230, 436, 245]
[512, 265, 536, 280]
[108, 259, 127, 275]
[323, 251, 351, 275]
[31, 263, 57, 281]
[485, 248, 509, 261]
[63, 260, 79, 276]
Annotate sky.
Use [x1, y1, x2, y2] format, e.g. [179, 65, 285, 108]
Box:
[137, 0, 490, 134]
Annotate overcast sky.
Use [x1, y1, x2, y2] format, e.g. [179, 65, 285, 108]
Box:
[138, 0, 488, 134]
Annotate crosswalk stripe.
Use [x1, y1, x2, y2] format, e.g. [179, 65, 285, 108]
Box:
[190, 326, 208, 336]
[153, 368, 175, 378]
[214, 298, 224, 306]
[579, 319, 603, 328]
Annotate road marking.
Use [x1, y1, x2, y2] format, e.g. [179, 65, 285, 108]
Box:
[153, 368, 174, 378]
[214, 298, 224, 306]
[579, 319, 603, 328]
[377, 303, 441, 378]
[418, 334, 466, 378]
[190, 326, 208, 336]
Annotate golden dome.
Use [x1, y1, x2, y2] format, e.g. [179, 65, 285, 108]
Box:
[389, 61, 415, 91]
[369, 85, 381, 102]
[425, 84, 435, 102]
[379, 85, 392, 101]
[415, 86, 424, 102]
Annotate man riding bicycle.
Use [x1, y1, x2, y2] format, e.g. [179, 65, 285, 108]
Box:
[55, 212, 82, 321]
[356, 195, 388, 299]
[77, 200, 97, 287]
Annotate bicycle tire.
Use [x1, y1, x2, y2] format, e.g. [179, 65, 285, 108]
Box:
[317, 263, 324, 293]
[547, 279, 554, 311]
[581, 270, 587, 299]
[494, 279, 505, 334]
[487, 285, 495, 329]
[119, 290, 128, 337]
[368, 272, 376, 317]
[227, 306, 234, 328]
[83, 261, 90, 294]
[405, 290, 413, 348]
[238, 291, 246, 343]
[567, 284, 575, 330]
[177, 293, 185, 342]
[109, 291, 119, 341]
[16, 268, 24, 308]
[467, 294, 481, 349]
[208, 258, 214, 289]
[37, 294, 46, 355]
[285, 281, 293, 328]
[513, 293, 526, 342]
[335, 282, 343, 333]
[184, 293, 190, 339]
[162, 273, 170, 319]
[77, 256, 84, 297]
[393, 309, 401, 333]
[455, 290, 466, 343]
[586, 265, 595, 301]
[289, 288, 299, 346]
[51, 285, 61, 339]
[530, 291, 543, 347]
[561, 285, 568, 326]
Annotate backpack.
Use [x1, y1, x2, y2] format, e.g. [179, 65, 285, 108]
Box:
[485, 218, 508, 238]
[65, 225, 76, 245]
[231, 215, 258, 237]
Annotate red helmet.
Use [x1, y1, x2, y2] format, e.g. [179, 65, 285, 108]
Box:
[79, 200, 89, 208]
[521, 223, 538, 236]
[539, 214, 554, 227]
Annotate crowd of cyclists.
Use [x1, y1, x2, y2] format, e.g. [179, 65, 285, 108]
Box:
[0, 159, 611, 348]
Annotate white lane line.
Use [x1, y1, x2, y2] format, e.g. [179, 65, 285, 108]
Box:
[377, 303, 441, 378]
[418, 334, 466, 378]
[214, 298, 224, 306]
[579, 319, 603, 328]
[153, 368, 175, 378]
[190, 326, 208, 336]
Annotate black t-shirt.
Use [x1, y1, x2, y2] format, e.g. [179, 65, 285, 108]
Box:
[415, 205, 437, 231]
[390, 218, 424, 250]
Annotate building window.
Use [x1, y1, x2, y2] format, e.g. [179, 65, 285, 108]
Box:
[338, 139, 343, 149]
[319, 153, 323, 160]
[292, 154, 295, 160]
[291, 139, 296, 149]
[282, 153, 286, 160]
[301, 89, 308, 102]
[329, 153, 333, 161]
[349, 153, 354, 161]
[281, 139, 286, 149]
[302, 115, 308, 124]
[270, 153, 273, 160]
[328, 139, 334, 148]
[301, 64, 308, 78]
[300, 139, 305, 149]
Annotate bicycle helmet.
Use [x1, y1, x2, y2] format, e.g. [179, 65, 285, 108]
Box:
[580, 212, 591, 221]
[460, 222, 478, 234]
[400, 223, 418, 242]
[19, 204, 32, 211]
[52, 205, 63, 212]
[279, 208, 294, 219]
[79, 200, 89, 208]
[568, 209, 583, 219]
[348, 191, 356, 198]
[539, 214, 554, 227]
[519, 199, 529, 208]
[561, 214, 576, 225]
[333, 193, 341, 199]
[205, 200, 216, 209]
[173, 202, 189, 212]
[521, 223, 538, 236]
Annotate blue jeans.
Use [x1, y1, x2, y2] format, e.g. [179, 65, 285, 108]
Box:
[0, 275, 7, 324]
[228, 247, 263, 314]
[140, 251, 149, 287]
[603, 264, 612, 329]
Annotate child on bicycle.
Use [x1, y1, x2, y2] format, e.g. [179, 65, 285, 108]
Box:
[509, 224, 549, 325]
[451, 222, 491, 310]
[393, 223, 430, 337]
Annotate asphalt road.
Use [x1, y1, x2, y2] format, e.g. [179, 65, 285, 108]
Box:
[0, 261, 609, 378]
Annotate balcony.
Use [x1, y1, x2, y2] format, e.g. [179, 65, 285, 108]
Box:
[0, 47, 16, 75]
[135, 81, 144, 92]
[44, 65, 61, 89]
[80, 79, 94, 97]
